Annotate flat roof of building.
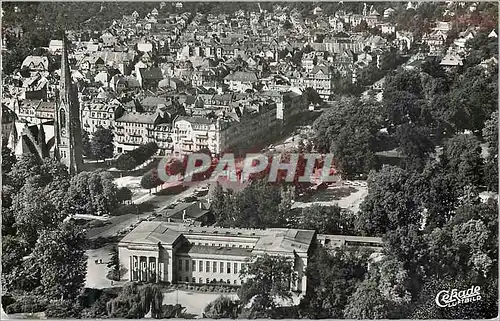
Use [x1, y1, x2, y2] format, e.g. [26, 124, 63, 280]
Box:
[120, 221, 182, 246]
[176, 244, 253, 257]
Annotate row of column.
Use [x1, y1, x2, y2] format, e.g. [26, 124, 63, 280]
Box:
[130, 255, 164, 282]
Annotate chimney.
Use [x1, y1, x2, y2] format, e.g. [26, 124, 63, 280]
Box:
[199, 202, 203, 209]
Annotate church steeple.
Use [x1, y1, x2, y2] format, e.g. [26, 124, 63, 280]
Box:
[60, 34, 72, 100]
[55, 31, 83, 175]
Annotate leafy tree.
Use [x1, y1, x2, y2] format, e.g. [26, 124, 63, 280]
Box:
[33, 222, 87, 301]
[81, 129, 92, 157]
[106, 283, 171, 319]
[299, 204, 356, 235]
[7, 155, 42, 192]
[211, 178, 291, 228]
[446, 66, 497, 133]
[115, 153, 137, 170]
[384, 68, 423, 98]
[1, 143, 16, 181]
[482, 111, 498, 192]
[382, 224, 428, 297]
[343, 278, 397, 319]
[2, 235, 28, 288]
[65, 170, 118, 215]
[382, 90, 426, 131]
[394, 123, 435, 171]
[107, 246, 120, 281]
[299, 246, 370, 318]
[12, 180, 66, 246]
[116, 142, 158, 170]
[374, 257, 412, 305]
[356, 166, 424, 235]
[239, 254, 295, 316]
[116, 186, 133, 204]
[420, 159, 459, 229]
[441, 134, 483, 189]
[204, 296, 240, 319]
[91, 127, 114, 161]
[106, 283, 146, 318]
[141, 168, 164, 193]
[45, 300, 83, 318]
[303, 87, 322, 105]
[312, 98, 382, 178]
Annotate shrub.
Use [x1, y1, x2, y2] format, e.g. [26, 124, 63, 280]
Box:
[5, 295, 49, 314]
[115, 153, 136, 171]
[45, 300, 82, 318]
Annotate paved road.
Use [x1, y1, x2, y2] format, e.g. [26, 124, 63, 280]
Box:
[86, 181, 208, 239]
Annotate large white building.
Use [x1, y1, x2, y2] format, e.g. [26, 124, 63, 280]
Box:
[118, 222, 315, 293]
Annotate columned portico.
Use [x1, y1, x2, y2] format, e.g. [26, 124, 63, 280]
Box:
[130, 255, 160, 282]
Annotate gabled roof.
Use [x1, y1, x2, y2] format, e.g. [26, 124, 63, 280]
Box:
[115, 111, 159, 124]
[139, 67, 163, 80]
[224, 71, 258, 82]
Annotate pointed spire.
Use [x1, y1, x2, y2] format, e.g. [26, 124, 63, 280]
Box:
[60, 32, 71, 97]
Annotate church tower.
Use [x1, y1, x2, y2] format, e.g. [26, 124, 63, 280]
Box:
[55, 34, 83, 175]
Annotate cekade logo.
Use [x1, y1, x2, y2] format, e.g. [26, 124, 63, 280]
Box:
[435, 285, 481, 308]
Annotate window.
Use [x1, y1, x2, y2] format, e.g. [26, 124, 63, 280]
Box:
[219, 279, 223, 283]
[220, 262, 224, 273]
[213, 261, 217, 273]
[178, 259, 182, 272]
[234, 280, 237, 285]
[227, 262, 231, 274]
[227, 279, 230, 284]
[234, 263, 238, 274]
[185, 260, 189, 272]
[199, 278, 203, 284]
[206, 261, 210, 273]
[192, 277, 196, 283]
[206, 278, 210, 284]
[199, 261, 203, 272]
[185, 276, 189, 282]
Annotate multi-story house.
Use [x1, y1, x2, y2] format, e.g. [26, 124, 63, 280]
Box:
[259, 90, 307, 124]
[114, 111, 163, 153]
[304, 65, 334, 99]
[224, 71, 258, 93]
[80, 103, 115, 134]
[172, 116, 227, 156]
[21, 56, 50, 74]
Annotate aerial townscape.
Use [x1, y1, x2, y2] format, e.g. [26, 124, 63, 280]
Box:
[1, 1, 498, 319]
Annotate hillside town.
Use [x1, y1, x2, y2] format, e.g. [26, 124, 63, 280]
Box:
[1, 1, 498, 320]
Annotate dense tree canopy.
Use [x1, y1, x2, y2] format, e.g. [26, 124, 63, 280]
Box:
[65, 170, 119, 215]
[33, 222, 87, 301]
[313, 97, 382, 178]
[239, 254, 295, 317]
[91, 127, 114, 161]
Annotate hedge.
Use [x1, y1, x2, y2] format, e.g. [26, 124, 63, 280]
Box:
[5, 295, 49, 314]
